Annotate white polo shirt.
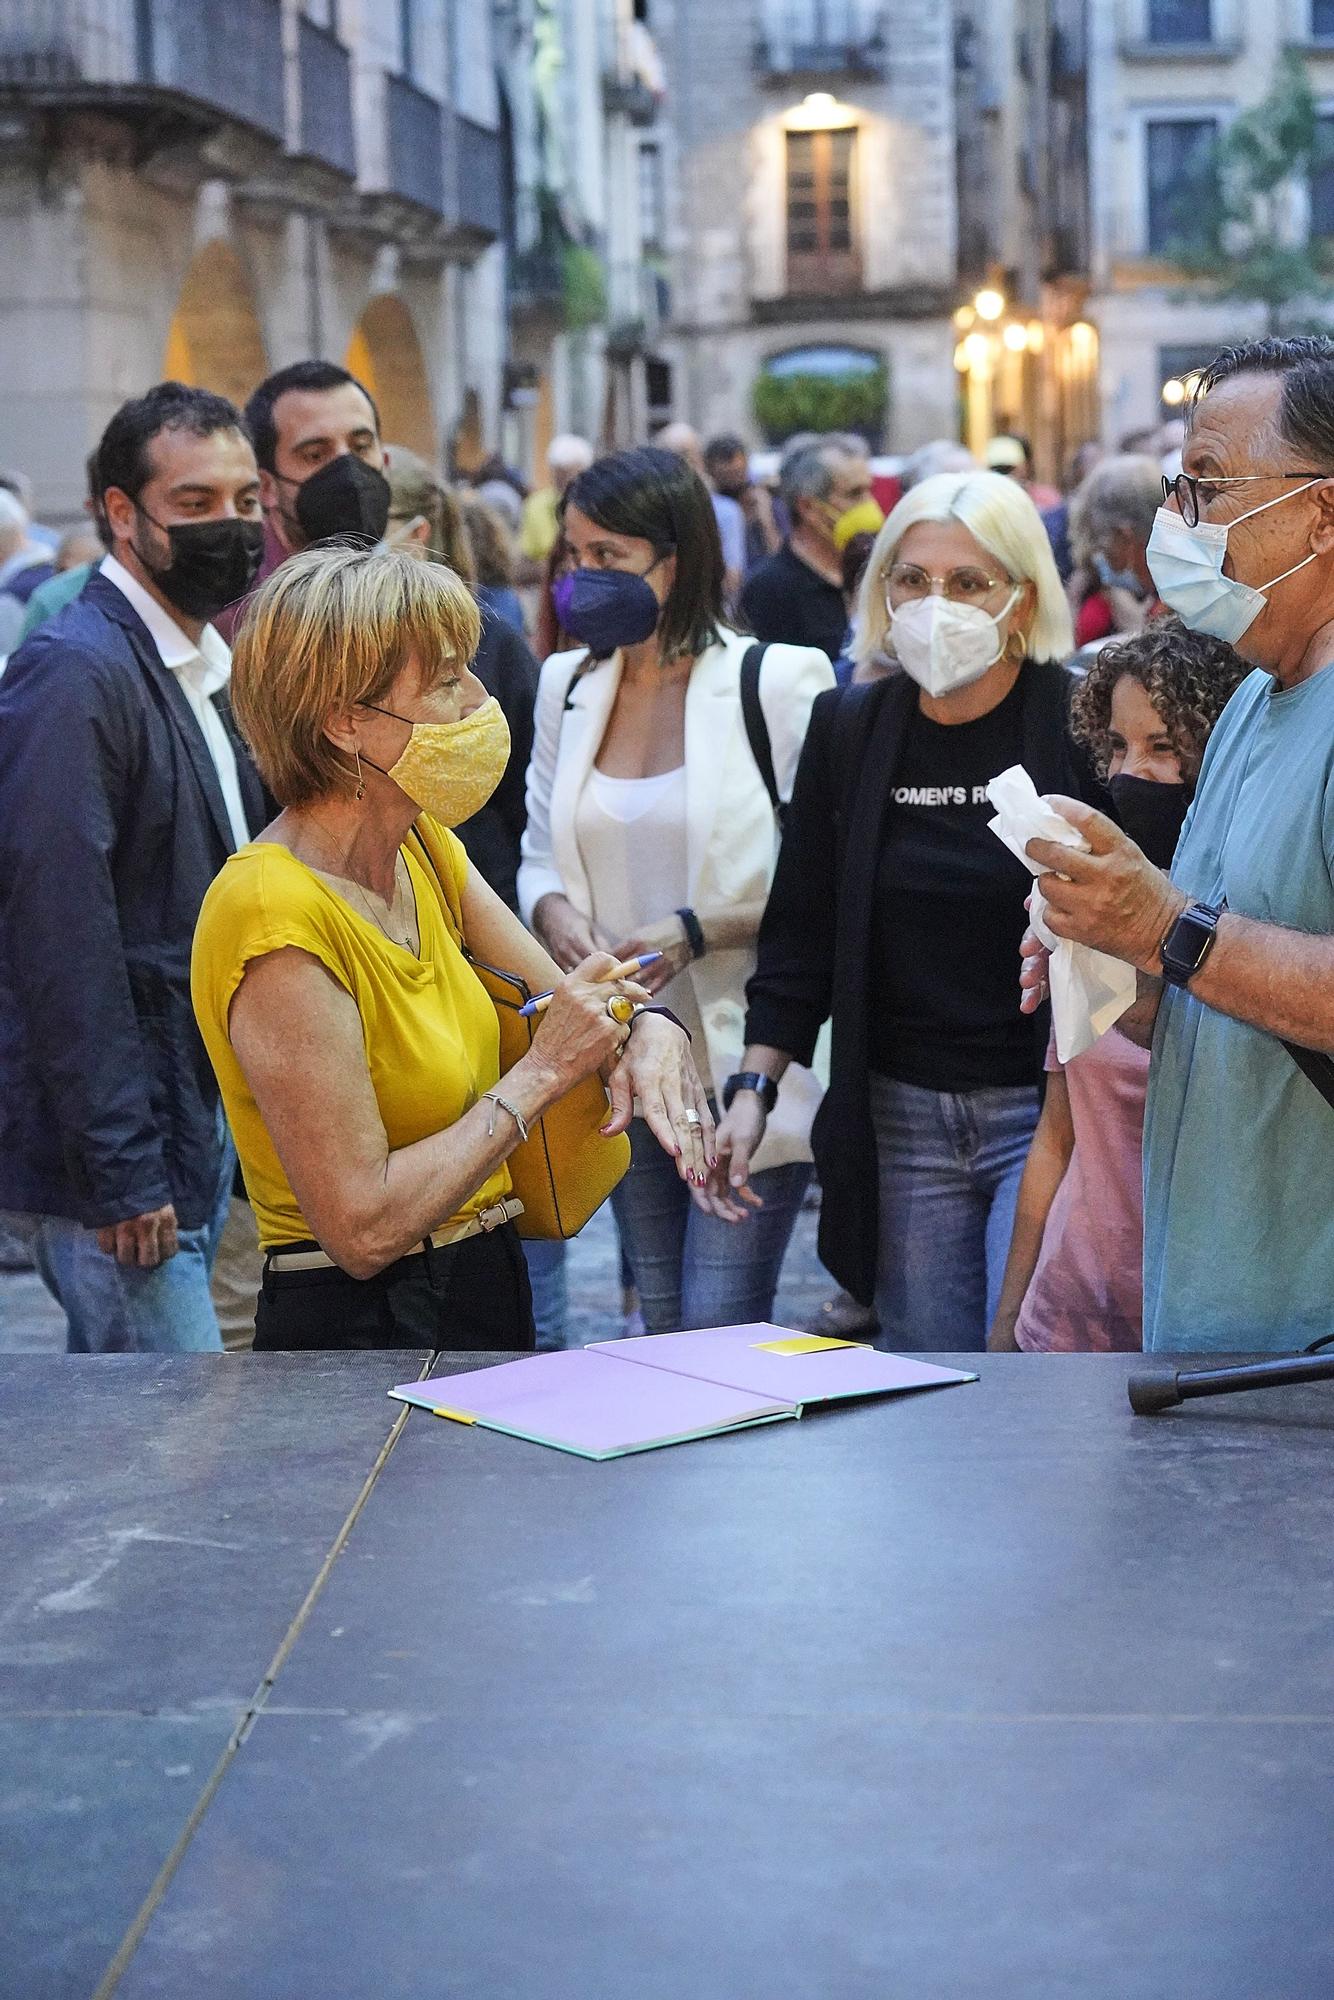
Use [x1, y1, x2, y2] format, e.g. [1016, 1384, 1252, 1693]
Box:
[100, 554, 250, 851]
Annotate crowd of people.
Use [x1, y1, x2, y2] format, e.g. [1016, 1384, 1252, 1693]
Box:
[2, 332, 1332, 1361]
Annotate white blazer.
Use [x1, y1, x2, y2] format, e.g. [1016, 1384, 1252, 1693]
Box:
[518, 626, 836, 1172]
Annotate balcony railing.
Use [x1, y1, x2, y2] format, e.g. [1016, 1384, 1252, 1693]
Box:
[0, 0, 285, 143]
[453, 114, 504, 242]
[509, 244, 566, 319]
[754, 1, 888, 79]
[606, 259, 670, 346]
[386, 70, 444, 216]
[297, 15, 354, 179]
[601, 14, 664, 124]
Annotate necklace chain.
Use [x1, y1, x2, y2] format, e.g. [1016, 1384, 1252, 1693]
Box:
[299, 815, 416, 952]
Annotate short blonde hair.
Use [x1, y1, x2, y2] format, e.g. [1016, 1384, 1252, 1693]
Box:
[231, 544, 481, 806]
[852, 469, 1074, 668]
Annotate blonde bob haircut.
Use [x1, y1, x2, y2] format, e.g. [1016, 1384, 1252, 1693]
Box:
[231, 543, 481, 807]
[852, 469, 1074, 669]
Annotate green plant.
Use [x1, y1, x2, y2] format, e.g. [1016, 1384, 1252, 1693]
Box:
[751, 362, 888, 446]
[1168, 51, 1334, 335]
[562, 244, 607, 331]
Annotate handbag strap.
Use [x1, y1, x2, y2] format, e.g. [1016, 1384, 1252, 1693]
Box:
[1283, 1039, 1334, 1111]
[740, 641, 785, 827]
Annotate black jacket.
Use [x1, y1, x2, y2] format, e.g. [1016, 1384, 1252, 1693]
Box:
[744, 661, 1104, 1305]
[453, 606, 538, 912]
[0, 572, 266, 1229]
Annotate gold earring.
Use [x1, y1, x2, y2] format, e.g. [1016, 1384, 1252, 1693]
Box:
[354, 746, 366, 801]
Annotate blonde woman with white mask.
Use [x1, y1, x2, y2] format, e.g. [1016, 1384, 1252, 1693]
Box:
[729, 471, 1103, 1352]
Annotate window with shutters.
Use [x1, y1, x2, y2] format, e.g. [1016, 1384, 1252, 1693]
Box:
[785, 126, 860, 293]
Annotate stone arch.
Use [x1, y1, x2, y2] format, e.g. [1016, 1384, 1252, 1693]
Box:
[344, 295, 437, 459]
[162, 239, 269, 409]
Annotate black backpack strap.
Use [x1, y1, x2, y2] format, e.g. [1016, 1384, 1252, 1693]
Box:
[1283, 1039, 1334, 1112]
[740, 642, 784, 825]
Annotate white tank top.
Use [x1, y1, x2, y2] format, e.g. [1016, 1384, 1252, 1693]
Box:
[575, 766, 708, 1057]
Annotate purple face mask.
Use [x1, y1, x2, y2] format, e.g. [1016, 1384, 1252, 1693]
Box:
[552, 565, 662, 655]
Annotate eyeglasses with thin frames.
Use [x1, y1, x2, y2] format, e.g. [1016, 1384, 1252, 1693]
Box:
[884, 563, 1011, 607]
[1162, 470, 1330, 529]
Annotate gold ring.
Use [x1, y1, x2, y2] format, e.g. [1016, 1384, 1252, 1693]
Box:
[607, 994, 636, 1025]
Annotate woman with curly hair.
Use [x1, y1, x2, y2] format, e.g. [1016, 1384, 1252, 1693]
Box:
[989, 617, 1249, 1352]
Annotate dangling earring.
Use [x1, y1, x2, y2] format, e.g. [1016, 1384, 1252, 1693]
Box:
[353, 746, 366, 801]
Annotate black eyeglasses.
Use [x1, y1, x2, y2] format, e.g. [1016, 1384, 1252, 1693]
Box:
[1162, 470, 1330, 529]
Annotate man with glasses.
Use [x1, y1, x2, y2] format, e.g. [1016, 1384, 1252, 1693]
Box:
[740, 438, 877, 663]
[1022, 335, 1334, 1354]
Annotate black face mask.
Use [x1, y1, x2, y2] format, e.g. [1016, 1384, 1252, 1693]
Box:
[134, 508, 265, 620]
[1108, 773, 1191, 871]
[287, 454, 391, 546]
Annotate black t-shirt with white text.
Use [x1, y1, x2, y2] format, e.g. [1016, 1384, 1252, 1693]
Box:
[869, 675, 1038, 1091]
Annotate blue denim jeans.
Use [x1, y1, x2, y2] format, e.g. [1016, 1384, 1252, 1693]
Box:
[522, 1237, 569, 1351]
[611, 1114, 811, 1335]
[869, 1073, 1039, 1354]
[1, 1116, 234, 1353]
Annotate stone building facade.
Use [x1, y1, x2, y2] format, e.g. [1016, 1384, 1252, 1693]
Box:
[1086, 0, 1334, 440]
[0, 0, 505, 519]
[653, 0, 961, 452]
[497, 0, 671, 478]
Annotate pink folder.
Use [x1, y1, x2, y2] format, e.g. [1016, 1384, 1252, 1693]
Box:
[389, 1325, 975, 1460]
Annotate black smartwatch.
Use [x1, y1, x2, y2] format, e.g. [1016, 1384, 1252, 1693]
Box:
[1160, 900, 1223, 989]
[722, 1071, 779, 1114]
[676, 906, 706, 961]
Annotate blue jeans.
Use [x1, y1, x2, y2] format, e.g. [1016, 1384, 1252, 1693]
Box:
[523, 1238, 569, 1351]
[870, 1073, 1039, 1354]
[611, 1114, 811, 1335]
[1, 1118, 234, 1353]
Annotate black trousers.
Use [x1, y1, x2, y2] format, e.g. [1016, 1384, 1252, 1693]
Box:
[253, 1223, 536, 1353]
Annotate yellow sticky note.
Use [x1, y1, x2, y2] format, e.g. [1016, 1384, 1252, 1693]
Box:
[429, 1405, 477, 1425]
[751, 1335, 861, 1356]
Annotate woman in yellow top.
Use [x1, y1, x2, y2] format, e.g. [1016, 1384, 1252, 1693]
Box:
[192, 545, 713, 1351]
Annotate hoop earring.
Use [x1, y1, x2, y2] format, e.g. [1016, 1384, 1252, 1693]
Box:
[353, 746, 366, 801]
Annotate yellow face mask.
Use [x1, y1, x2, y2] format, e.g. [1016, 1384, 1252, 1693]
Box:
[361, 695, 511, 826]
[832, 497, 886, 550]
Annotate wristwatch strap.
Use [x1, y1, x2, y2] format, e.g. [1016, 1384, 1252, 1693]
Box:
[1160, 899, 1223, 989]
[676, 906, 706, 960]
[628, 1004, 692, 1044]
[722, 1071, 778, 1114]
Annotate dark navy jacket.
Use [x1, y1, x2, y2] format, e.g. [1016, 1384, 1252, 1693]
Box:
[0, 572, 266, 1229]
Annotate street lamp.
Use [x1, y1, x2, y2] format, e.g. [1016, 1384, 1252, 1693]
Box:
[974, 288, 1006, 322]
[1002, 321, 1029, 352]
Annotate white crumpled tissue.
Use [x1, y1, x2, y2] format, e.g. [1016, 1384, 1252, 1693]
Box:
[986, 764, 1137, 1064]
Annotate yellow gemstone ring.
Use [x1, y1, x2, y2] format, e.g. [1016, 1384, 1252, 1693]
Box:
[607, 994, 637, 1026]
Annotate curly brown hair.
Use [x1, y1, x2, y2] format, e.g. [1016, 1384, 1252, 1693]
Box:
[1070, 616, 1250, 784]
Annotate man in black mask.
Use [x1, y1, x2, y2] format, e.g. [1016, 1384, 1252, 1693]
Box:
[213, 361, 387, 626]
[0, 382, 269, 1351]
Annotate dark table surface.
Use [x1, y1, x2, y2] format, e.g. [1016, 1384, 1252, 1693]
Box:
[5, 1352, 1334, 1999]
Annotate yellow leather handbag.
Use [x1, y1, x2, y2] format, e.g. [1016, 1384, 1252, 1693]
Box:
[469, 957, 631, 1239]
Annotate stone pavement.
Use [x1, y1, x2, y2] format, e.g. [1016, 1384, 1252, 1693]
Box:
[0, 1196, 837, 1353]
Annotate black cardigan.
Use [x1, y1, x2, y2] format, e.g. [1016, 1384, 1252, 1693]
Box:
[744, 660, 1105, 1305]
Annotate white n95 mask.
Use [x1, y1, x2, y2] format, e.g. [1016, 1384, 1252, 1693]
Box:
[889, 589, 1019, 698]
[1146, 481, 1321, 644]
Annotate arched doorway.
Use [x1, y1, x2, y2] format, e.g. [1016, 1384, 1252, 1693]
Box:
[344, 295, 437, 459]
[163, 240, 269, 408]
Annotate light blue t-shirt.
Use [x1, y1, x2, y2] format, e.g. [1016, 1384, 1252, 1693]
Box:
[1143, 665, 1334, 1353]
